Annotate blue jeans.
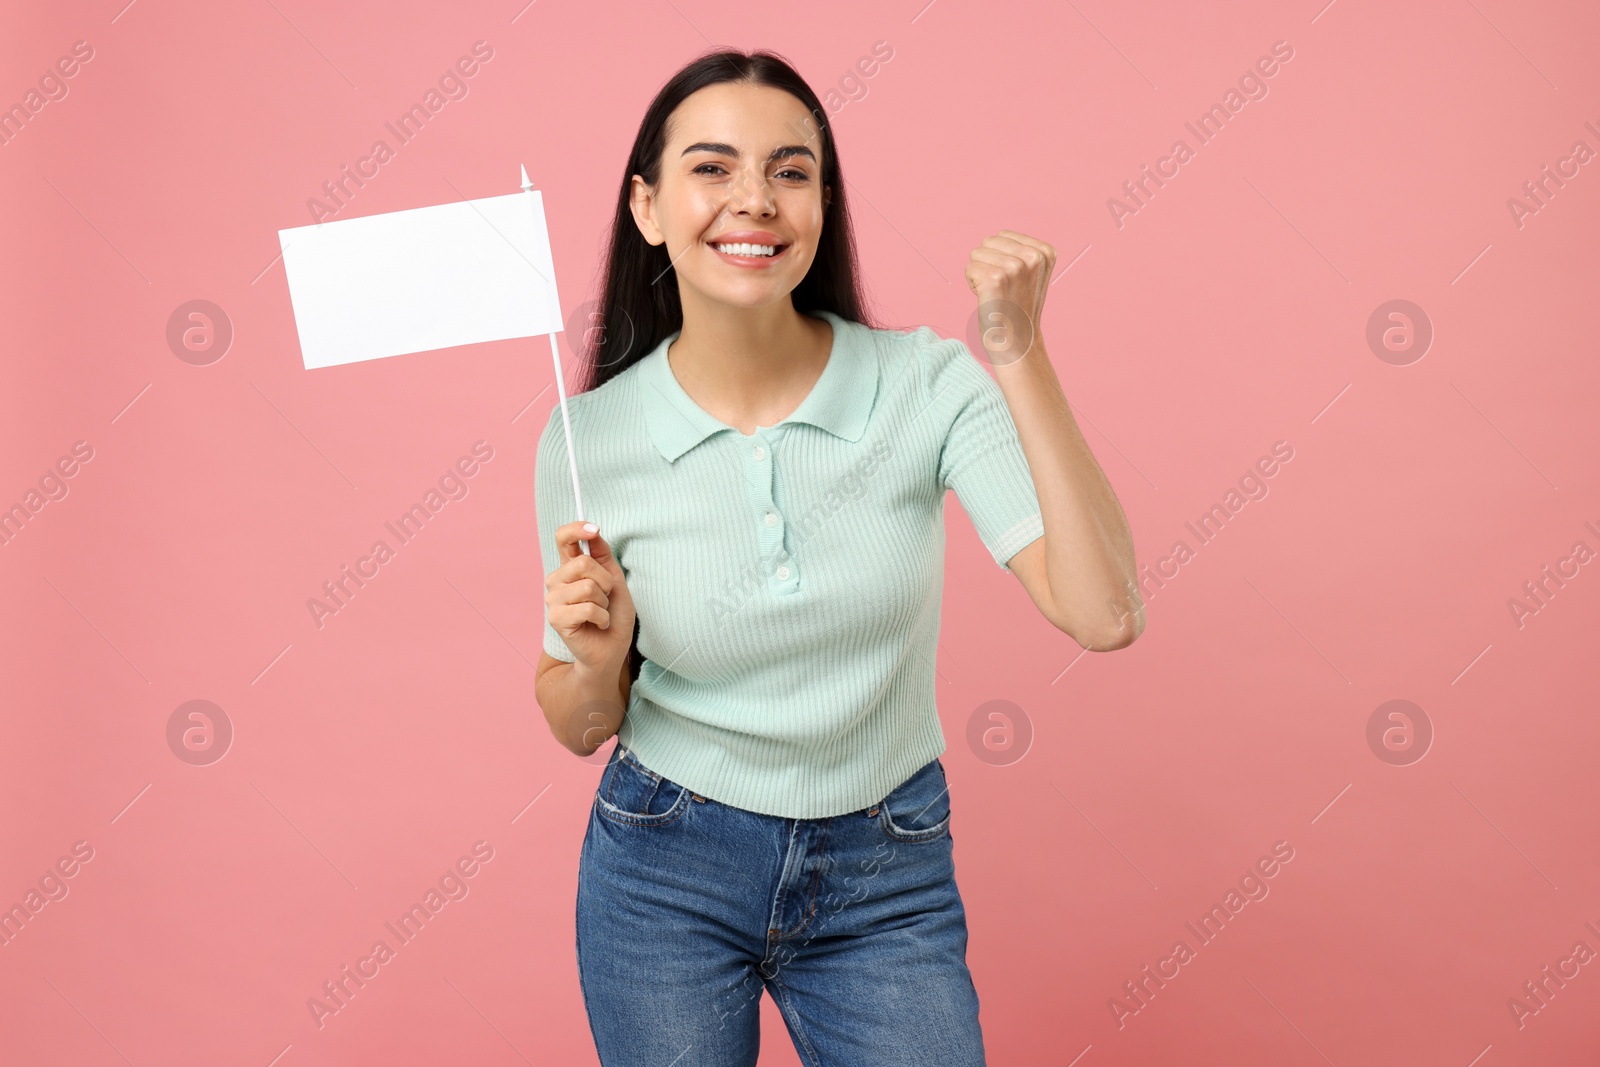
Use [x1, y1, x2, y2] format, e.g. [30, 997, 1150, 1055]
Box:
[576, 743, 987, 1066]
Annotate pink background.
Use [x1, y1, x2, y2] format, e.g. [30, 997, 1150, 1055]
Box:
[3, 0, 1598, 1063]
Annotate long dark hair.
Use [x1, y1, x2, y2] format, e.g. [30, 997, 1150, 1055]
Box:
[573, 48, 877, 393]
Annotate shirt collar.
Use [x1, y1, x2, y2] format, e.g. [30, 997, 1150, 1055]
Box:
[640, 310, 878, 463]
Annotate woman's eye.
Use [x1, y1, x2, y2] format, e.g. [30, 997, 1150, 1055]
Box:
[690, 163, 810, 181]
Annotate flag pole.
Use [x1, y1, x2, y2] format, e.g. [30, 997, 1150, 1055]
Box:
[524, 164, 592, 558]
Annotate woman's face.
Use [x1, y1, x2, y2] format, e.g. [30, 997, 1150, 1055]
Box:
[631, 82, 831, 313]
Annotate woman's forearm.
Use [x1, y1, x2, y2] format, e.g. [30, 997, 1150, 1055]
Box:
[997, 342, 1142, 645]
[538, 657, 630, 757]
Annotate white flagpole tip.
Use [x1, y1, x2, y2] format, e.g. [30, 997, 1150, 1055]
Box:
[520, 164, 533, 192]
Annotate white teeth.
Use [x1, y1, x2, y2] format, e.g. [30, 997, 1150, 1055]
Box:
[713, 242, 777, 257]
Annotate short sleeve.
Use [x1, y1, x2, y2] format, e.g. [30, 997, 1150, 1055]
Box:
[933, 338, 1044, 571]
[535, 406, 578, 661]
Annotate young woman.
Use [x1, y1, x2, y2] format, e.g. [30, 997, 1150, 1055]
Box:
[535, 48, 1141, 1067]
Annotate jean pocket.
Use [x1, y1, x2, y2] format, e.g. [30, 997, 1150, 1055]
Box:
[876, 758, 953, 843]
[595, 746, 691, 827]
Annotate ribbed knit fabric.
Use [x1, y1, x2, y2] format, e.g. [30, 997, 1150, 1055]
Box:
[536, 310, 1044, 818]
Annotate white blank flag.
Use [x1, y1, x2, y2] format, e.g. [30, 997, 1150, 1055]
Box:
[279, 190, 564, 370]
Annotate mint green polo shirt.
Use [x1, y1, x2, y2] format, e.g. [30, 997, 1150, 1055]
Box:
[536, 309, 1043, 818]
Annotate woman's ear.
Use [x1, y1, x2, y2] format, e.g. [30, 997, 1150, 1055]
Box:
[823, 183, 832, 213]
[629, 175, 665, 247]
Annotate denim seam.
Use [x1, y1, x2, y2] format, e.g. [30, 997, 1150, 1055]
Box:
[763, 817, 828, 968]
[592, 796, 684, 831]
[574, 829, 594, 1043]
[879, 804, 952, 843]
[767, 972, 826, 1067]
[763, 821, 804, 963]
[594, 785, 691, 828]
[775, 817, 830, 942]
[596, 746, 692, 827]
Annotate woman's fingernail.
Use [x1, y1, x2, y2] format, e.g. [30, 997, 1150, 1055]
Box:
[582, 522, 598, 534]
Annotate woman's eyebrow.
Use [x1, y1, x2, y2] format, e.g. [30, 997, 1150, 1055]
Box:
[680, 142, 817, 164]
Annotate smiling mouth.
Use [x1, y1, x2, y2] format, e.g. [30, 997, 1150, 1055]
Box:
[709, 240, 790, 261]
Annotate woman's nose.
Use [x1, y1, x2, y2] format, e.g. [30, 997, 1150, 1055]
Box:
[728, 171, 775, 215]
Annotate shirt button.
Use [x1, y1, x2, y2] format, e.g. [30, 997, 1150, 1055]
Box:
[752, 445, 765, 460]
[764, 512, 778, 526]
[776, 565, 790, 580]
